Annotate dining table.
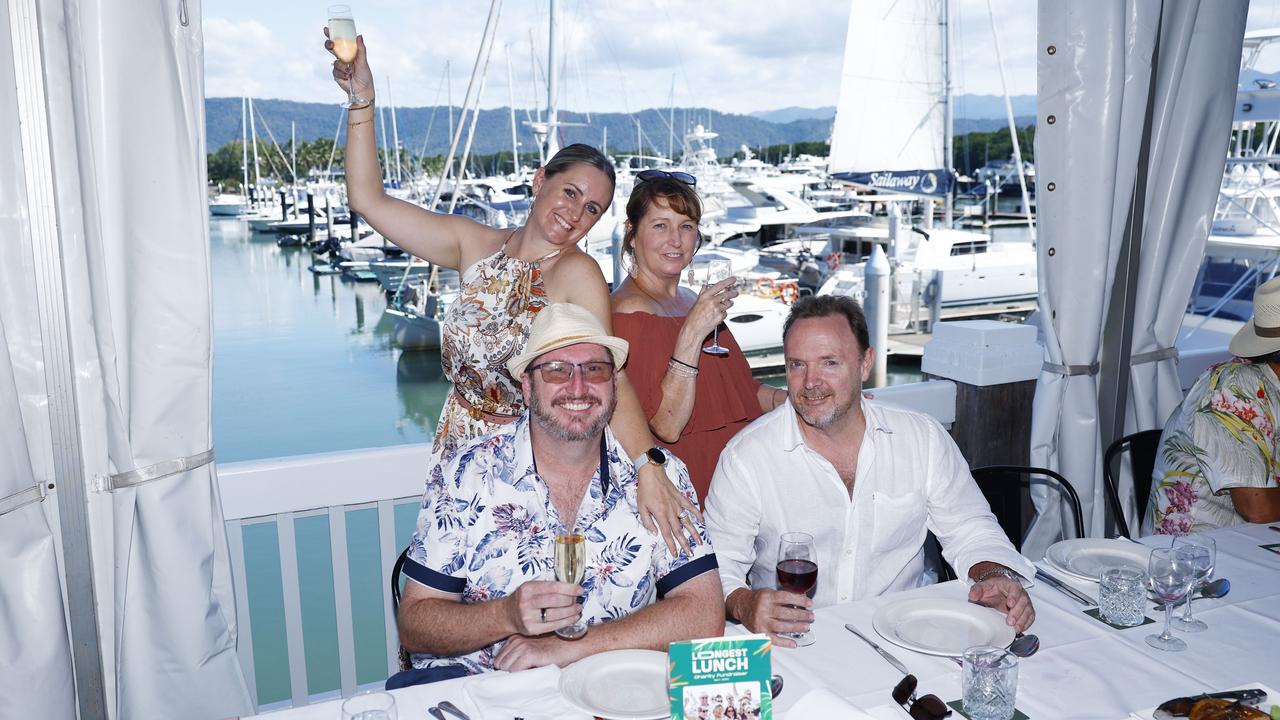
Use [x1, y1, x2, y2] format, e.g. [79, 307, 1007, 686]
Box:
[243, 522, 1280, 719]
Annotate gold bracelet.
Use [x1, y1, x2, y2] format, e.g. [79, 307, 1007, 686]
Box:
[348, 117, 372, 128]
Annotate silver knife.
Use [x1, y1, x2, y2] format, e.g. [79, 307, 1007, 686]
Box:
[844, 623, 911, 675]
[1035, 567, 1098, 606]
[435, 701, 471, 720]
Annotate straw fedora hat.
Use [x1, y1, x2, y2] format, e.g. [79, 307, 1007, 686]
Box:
[1229, 276, 1280, 357]
[507, 303, 630, 377]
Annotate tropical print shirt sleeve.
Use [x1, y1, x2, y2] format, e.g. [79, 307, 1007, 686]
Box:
[1148, 359, 1280, 534]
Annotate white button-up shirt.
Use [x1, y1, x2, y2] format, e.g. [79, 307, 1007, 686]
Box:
[704, 399, 1034, 607]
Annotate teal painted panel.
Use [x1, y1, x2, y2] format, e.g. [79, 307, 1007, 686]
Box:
[295, 514, 340, 695]
[242, 522, 289, 706]
[345, 507, 389, 685]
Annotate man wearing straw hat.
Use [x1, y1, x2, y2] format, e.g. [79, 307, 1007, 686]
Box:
[395, 303, 723, 681]
[1146, 277, 1280, 534]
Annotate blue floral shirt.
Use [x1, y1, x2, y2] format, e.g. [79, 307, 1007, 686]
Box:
[404, 415, 719, 673]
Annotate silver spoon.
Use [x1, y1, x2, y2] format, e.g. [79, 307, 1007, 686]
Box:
[770, 674, 784, 699]
[1008, 633, 1040, 658]
[1198, 577, 1230, 599]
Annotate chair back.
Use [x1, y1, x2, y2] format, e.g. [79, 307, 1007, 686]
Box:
[1102, 429, 1162, 538]
[970, 465, 1085, 550]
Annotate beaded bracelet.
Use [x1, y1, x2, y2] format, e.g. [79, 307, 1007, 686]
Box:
[667, 359, 698, 378]
[670, 356, 699, 372]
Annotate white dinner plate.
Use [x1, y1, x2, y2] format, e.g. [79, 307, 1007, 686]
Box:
[1044, 538, 1152, 582]
[872, 597, 1015, 657]
[559, 649, 670, 720]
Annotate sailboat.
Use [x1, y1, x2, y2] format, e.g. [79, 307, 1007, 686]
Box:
[820, 0, 1038, 311]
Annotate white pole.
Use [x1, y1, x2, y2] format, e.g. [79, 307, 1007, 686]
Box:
[378, 105, 389, 186]
[942, 0, 954, 226]
[249, 96, 261, 186]
[505, 44, 520, 176]
[388, 77, 402, 185]
[240, 95, 249, 199]
[864, 245, 890, 388]
[546, 0, 560, 159]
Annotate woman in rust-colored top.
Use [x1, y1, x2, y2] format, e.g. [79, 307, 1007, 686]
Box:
[611, 172, 787, 501]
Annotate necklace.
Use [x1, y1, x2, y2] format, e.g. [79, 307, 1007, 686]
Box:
[629, 274, 684, 316]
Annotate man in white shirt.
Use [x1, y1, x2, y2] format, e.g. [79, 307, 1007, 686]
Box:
[704, 295, 1036, 647]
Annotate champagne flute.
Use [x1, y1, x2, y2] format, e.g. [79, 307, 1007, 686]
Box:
[1145, 546, 1195, 652]
[702, 259, 733, 357]
[775, 532, 818, 647]
[554, 533, 588, 639]
[1172, 534, 1215, 633]
[327, 5, 366, 109]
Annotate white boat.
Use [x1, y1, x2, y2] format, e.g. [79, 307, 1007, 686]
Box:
[208, 192, 246, 216]
[369, 256, 435, 292]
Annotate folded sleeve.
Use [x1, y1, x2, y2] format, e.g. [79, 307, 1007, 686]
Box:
[404, 457, 474, 595]
[651, 454, 720, 596]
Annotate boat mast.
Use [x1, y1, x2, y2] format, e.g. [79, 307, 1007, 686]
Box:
[942, 0, 954, 226]
[240, 95, 249, 198]
[545, 0, 560, 160]
[389, 77, 402, 185]
[249, 97, 261, 186]
[505, 43, 520, 175]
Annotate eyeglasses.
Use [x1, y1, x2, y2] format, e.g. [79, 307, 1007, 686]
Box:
[527, 360, 616, 384]
[637, 169, 697, 187]
[892, 675, 951, 720]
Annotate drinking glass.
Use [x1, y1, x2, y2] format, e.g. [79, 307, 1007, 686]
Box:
[1098, 566, 1147, 627]
[327, 5, 367, 109]
[1172, 533, 1215, 633]
[702, 260, 732, 357]
[1145, 547, 1195, 652]
[962, 646, 1018, 720]
[554, 533, 588, 639]
[775, 532, 817, 647]
[341, 691, 396, 720]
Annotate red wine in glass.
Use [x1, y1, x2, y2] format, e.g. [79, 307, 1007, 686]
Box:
[776, 558, 818, 595]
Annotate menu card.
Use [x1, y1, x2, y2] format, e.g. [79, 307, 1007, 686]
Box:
[668, 635, 772, 719]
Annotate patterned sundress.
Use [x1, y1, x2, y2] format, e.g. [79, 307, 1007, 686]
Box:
[431, 237, 560, 460]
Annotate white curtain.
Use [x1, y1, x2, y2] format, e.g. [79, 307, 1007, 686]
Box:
[1029, 0, 1248, 552]
[4, 0, 252, 717]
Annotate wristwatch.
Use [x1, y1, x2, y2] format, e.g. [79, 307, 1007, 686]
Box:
[973, 566, 1022, 584]
[632, 447, 667, 470]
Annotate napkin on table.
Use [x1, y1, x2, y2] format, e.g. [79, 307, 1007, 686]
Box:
[464, 665, 592, 720]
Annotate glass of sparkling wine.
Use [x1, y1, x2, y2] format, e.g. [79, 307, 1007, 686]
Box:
[327, 5, 365, 108]
[340, 690, 396, 720]
[555, 533, 588, 639]
[702, 259, 732, 357]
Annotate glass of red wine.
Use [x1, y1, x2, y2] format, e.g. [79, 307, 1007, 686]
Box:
[776, 531, 818, 647]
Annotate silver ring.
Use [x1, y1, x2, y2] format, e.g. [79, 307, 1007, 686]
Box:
[540, 608, 546, 623]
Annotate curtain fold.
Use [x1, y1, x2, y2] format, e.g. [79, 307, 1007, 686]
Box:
[1030, 0, 1248, 552]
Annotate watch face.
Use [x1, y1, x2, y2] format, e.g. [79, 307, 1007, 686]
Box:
[646, 447, 666, 465]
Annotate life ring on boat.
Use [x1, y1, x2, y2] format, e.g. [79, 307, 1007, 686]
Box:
[825, 252, 841, 272]
[779, 280, 799, 304]
[754, 277, 777, 298]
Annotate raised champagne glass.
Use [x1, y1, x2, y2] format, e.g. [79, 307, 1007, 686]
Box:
[702, 259, 732, 357]
[775, 531, 817, 647]
[327, 5, 366, 109]
[555, 533, 588, 639]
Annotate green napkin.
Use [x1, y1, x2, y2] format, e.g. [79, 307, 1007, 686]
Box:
[947, 699, 1030, 719]
[1083, 606, 1154, 629]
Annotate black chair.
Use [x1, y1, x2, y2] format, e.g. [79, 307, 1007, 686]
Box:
[1102, 429, 1163, 539]
[970, 465, 1085, 551]
[391, 547, 409, 671]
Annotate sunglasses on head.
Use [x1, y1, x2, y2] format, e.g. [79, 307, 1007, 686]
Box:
[892, 675, 951, 720]
[636, 169, 697, 187]
[527, 360, 616, 384]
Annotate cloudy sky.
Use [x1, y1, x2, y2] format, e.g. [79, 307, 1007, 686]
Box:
[204, 1, 1280, 114]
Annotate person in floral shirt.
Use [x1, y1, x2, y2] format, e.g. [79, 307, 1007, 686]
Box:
[1145, 277, 1280, 534]
[395, 304, 723, 680]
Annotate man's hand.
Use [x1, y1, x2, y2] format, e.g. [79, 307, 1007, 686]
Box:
[502, 580, 583, 636]
[728, 588, 813, 649]
[968, 575, 1035, 632]
[492, 633, 588, 672]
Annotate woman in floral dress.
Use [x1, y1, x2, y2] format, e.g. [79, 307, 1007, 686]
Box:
[329, 34, 696, 546]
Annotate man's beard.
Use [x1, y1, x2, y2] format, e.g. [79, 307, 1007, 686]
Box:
[792, 386, 856, 430]
[529, 385, 616, 442]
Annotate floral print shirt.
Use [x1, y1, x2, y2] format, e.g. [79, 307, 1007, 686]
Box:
[403, 415, 719, 674]
[1146, 359, 1280, 535]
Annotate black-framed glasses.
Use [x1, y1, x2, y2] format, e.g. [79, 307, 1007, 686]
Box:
[892, 675, 951, 720]
[636, 169, 697, 187]
[527, 360, 616, 384]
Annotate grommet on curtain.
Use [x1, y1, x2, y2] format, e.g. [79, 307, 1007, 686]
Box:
[1047, 45, 1057, 55]
[1047, 182, 1056, 191]
[179, 0, 189, 27]
[1047, 247, 1056, 256]
[1046, 115, 1057, 125]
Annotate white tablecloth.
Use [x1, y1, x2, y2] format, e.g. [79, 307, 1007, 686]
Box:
[245, 523, 1280, 720]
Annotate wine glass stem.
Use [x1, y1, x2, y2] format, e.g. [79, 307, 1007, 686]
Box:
[1181, 586, 1194, 620]
[1161, 601, 1174, 640]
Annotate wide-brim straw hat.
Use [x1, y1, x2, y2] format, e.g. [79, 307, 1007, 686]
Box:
[507, 303, 630, 377]
[1229, 276, 1280, 357]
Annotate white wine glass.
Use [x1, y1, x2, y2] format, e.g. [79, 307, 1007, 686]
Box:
[554, 533, 588, 640]
[1146, 546, 1195, 652]
[702, 259, 732, 357]
[1172, 534, 1215, 633]
[327, 5, 366, 109]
